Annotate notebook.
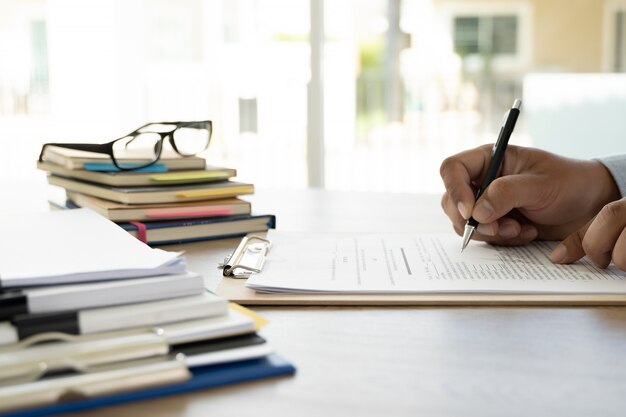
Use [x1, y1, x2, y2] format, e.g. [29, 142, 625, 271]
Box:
[119, 214, 276, 246]
[65, 192, 251, 222]
[0, 272, 204, 321]
[38, 161, 236, 186]
[39, 146, 206, 171]
[47, 175, 254, 204]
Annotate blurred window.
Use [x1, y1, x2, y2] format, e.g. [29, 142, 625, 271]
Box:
[453, 15, 518, 57]
[616, 10, 626, 72]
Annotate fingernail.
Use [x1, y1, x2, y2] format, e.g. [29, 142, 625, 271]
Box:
[477, 223, 496, 236]
[457, 202, 468, 219]
[499, 224, 517, 239]
[474, 200, 495, 222]
[550, 244, 567, 263]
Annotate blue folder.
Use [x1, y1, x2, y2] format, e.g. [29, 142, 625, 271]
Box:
[1, 354, 295, 417]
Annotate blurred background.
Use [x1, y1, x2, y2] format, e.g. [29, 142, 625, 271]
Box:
[1, 0, 626, 194]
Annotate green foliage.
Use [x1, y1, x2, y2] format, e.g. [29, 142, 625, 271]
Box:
[359, 39, 384, 71]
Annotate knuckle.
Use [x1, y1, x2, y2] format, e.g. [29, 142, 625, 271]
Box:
[439, 156, 456, 177]
[486, 179, 508, 201]
[441, 193, 449, 211]
[446, 182, 463, 199]
[600, 200, 626, 220]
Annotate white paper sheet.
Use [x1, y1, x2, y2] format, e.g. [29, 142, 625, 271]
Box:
[0, 209, 185, 287]
[245, 231, 626, 294]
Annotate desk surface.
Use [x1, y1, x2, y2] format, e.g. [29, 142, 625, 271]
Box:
[46, 189, 626, 416]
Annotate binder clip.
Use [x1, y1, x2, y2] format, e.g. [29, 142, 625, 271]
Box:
[219, 235, 272, 279]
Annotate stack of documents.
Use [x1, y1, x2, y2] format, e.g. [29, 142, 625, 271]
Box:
[38, 146, 276, 245]
[243, 231, 626, 295]
[0, 209, 295, 415]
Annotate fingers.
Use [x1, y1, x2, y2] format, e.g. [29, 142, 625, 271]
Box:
[481, 223, 539, 246]
[440, 145, 492, 219]
[612, 228, 626, 271]
[442, 191, 539, 244]
[549, 222, 589, 265]
[439, 144, 541, 247]
[471, 174, 550, 224]
[551, 199, 626, 269]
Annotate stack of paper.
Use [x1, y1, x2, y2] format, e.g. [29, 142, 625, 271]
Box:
[38, 146, 275, 245]
[0, 209, 294, 415]
[244, 231, 626, 295]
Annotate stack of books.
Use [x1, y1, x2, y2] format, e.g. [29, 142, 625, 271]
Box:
[0, 209, 294, 415]
[37, 146, 275, 245]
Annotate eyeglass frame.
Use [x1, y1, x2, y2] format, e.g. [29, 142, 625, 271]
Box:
[38, 120, 213, 171]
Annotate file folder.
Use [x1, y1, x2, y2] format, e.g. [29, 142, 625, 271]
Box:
[0, 354, 296, 417]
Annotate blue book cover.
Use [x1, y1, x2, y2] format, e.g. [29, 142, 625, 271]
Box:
[0, 354, 296, 417]
[118, 213, 277, 245]
[52, 199, 276, 246]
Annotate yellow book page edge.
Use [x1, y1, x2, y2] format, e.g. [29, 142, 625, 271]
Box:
[229, 302, 269, 330]
[149, 171, 230, 181]
[177, 186, 252, 198]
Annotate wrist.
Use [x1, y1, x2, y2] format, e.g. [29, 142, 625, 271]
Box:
[588, 160, 621, 209]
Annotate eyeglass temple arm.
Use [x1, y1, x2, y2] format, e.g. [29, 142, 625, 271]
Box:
[39, 143, 112, 161]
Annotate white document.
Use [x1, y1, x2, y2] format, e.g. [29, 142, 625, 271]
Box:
[26, 272, 204, 313]
[80, 292, 228, 334]
[0, 209, 185, 287]
[186, 344, 274, 368]
[245, 231, 626, 294]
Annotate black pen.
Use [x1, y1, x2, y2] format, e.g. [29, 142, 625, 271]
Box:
[461, 99, 522, 252]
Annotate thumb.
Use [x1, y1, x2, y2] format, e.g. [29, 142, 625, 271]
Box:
[549, 220, 592, 264]
[472, 174, 550, 223]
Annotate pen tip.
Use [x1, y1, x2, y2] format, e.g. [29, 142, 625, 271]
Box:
[461, 224, 474, 253]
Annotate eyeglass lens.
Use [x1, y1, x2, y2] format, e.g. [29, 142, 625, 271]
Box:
[173, 124, 211, 156]
[111, 133, 161, 169]
[111, 122, 210, 168]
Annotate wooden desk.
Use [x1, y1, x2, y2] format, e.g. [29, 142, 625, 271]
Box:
[60, 189, 626, 416]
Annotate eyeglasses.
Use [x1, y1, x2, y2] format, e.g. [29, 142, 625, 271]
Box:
[39, 120, 212, 171]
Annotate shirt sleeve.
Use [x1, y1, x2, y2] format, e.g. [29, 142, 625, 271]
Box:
[597, 155, 626, 198]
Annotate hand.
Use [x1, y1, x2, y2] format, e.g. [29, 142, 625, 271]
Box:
[550, 198, 626, 270]
[439, 144, 620, 245]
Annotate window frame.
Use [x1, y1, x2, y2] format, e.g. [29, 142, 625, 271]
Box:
[603, 1, 626, 72]
[440, 1, 532, 74]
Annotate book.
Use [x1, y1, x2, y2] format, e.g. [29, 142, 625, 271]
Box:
[65, 191, 251, 222]
[37, 161, 237, 186]
[120, 214, 277, 245]
[0, 209, 185, 289]
[0, 272, 205, 321]
[39, 146, 206, 171]
[0, 305, 259, 347]
[10, 292, 229, 339]
[47, 175, 255, 204]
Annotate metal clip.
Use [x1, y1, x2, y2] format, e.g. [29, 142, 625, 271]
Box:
[219, 235, 272, 279]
